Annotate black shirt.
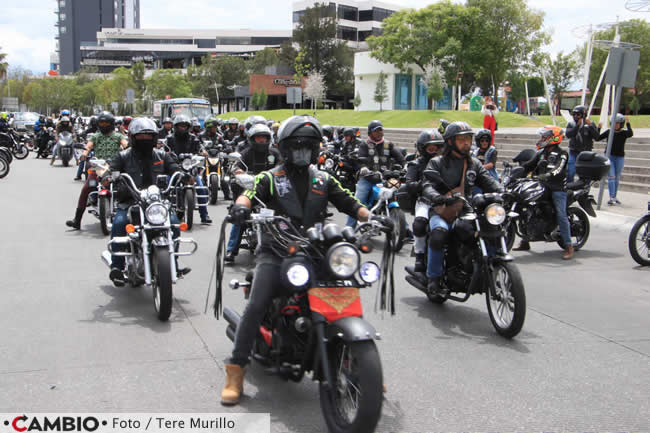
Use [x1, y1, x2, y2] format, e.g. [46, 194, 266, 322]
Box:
[597, 123, 633, 157]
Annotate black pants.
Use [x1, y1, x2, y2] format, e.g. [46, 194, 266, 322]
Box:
[231, 253, 282, 366]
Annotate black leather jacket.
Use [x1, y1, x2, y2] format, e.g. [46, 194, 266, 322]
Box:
[521, 146, 568, 192]
[566, 121, 599, 154]
[357, 140, 405, 172]
[235, 146, 281, 175]
[167, 133, 200, 155]
[199, 131, 229, 151]
[422, 154, 503, 205]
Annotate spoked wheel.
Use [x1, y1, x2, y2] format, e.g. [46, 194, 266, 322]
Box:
[99, 197, 112, 236]
[389, 207, 407, 253]
[486, 262, 526, 338]
[629, 215, 650, 266]
[319, 340, 383, 433]
[0, 155, 9, 179]
[557, 207, 590, 250]
[13, 144, 29, 159]
[183, 189, 195, 230]
[152, 246, 173, 321]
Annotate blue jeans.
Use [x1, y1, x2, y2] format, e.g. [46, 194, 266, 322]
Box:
[426, 215, 449, 279]
[551, 191, 572, 248]
[194, 175, 209, 220]
[608, 156, 624, 199]
[346, 178, 374, 227]
[227, 224, 242, 253]
[111, 208, 180, 270]
[567, 152, 578, 183]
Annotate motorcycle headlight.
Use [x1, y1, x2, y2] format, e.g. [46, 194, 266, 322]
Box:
[286, 263, 310, 287]
[379, 188, 394, 202]
[208, 157, 219, 165]
[327, 243, 360, 279]
[485, 203, 506, 225]
[360, 261, 380, 284]
[182, 158, 193, 171]
[146, 203, 168, 225]
[325, 159, 334, 169]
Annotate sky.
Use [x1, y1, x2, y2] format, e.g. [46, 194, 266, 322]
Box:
[0, 0, 646, 81]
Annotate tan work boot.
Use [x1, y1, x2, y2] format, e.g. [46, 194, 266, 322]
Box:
[562, 245, 574, 260]
[50, 157, 56, 166]
[221, 364, 245, 406]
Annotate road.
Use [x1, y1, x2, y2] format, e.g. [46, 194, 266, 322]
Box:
[0, 156, 648, 433]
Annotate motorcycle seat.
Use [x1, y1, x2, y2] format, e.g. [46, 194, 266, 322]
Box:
[567, 180, 586, 190]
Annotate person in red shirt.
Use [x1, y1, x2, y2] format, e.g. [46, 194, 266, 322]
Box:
[482, 96, 499, 145]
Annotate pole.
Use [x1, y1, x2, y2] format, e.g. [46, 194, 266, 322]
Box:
[581, 25, 594, 106]
[458, 76, 462, 111]
[541, 70, 556, 125]
[587, 54, 609, 117]
[524, 79, 530, 116]
[597, 84, 623, 209]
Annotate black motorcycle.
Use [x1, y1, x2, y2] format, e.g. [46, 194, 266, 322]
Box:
[171, 153, 206, 230]
[404, 171, 526, 338]
[202, 143, 229, 205]
[629, 200, 650, 266]
[217, 213, 394, 433]
[0, 129, 29, 160]
[502, 150, 610, 251]
[0, 147, 11, 179]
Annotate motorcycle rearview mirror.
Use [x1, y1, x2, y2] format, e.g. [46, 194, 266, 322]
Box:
[156, 175, 168, 189]
[111, 170, 121, 181]
[228, 152, 242, 161]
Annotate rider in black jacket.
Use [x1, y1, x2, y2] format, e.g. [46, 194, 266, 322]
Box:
[199, 117, 232, 201]
[220, 115, 369, 406]
[565, 105, 599, 182]
[421, 121, 502, 296]
[514, 125, 573, 260]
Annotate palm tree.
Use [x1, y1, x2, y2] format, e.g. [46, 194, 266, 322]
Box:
[0, 46, 8, 80]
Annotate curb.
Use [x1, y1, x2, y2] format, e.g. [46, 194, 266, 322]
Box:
[591, 210, 642, 232]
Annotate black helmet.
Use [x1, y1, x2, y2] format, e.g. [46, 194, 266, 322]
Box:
[572, 105, 587, 117]
[128, 117, 158, 156]
[343, 127, 355, 138]
[474, 128, 492, 146]
[438, 118, 451, 135]
[368, 120, 383, 135]
[248, 124, 272, 153]
[322, 125, 334, 140]
[416, 130, 444, 155]
[89, 116, 98, 128]
[443, 121, 474, 156]
[336, 126, 345, 137]
[277, 115, 322, 167]
[173, 114, 191, 138]
[39, 115, 45, 122]
[97, 111, 115, 134]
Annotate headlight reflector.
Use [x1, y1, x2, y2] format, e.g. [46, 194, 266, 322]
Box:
[146, 203, 168, 225]
[182, 158, 193, 171]
[485, 203, 506, 225]
[360, 262, 380, 283]
[286, 264, 310, 287]
[327, 243, 360, 278]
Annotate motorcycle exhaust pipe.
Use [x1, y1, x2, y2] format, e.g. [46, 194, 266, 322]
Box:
[226, 326, 236, 342]
[223, 307, 241, 329]
[101, 250, 112, 268]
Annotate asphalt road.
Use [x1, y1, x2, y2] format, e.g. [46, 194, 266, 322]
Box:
[1, 156, 648, 433]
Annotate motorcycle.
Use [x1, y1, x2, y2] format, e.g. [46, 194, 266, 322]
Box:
[218, 213, 394, 433]
[171, 153, 207, 230]
[101, 171, 198, 321]
[85, 158, 115, 236]
[56, 131, 75, 166]
[0, 147, 11, 179]
[629, 200, 650, 266]
[502, 150, 609, 251]
[202, 142, 230, 205]
[404, 170, 527, 338]
[35, 128, 55, 158]
[225, 152, 259, 257]
[0, 129, 29, 160]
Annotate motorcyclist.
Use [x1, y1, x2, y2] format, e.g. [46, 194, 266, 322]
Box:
[514, 126, 573, 260]
[271, 122, 280, 145]
[472, 128, 499, 181]
[321, 125, 334, 144]
[51, 116, 74, 165]
[120, 116, 132, 135]
[199, 116, 232, 201]
[346, 120, 405, 227]
[0, 113, 9, 133]
[404, 130, 444, 281]
[339, 127, 361, 156]
[74, 116, 100, 180]
[191, 118, 202, 136]
[565, 105, 598, 182]
[65, 112, 128, 229]
[159, 117, 173, 141]
[167, 115, 212, 224]
[223, 118, 239, 142]
[220, 115, 370, 406]
[34, 115, 50, 157]
[224, 124, 281, 263]
[421, 121, 503, 296]
[233, 123, 248, 151]
[107, 117, 189, 286]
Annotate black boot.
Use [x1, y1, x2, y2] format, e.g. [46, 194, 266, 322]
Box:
[224, 250, 237, 263]
[513, 240, 530, 251]
[65, 208, 84, 230]
[414, 253, 426, 273]
[405, 253, 427, 284]
[427, 277, 448, 297]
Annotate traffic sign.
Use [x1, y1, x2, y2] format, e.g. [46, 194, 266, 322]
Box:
[126, 88, 135, 104]
[286, 87, 302, 104]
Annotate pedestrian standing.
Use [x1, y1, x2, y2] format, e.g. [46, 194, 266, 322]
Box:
[481, 96, 499, 145]
[597, 114, 633, 206]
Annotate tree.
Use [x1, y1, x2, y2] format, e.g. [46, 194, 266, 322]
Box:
[259, 88, 268, 109]
[0, 47, 9, 80]
[145, 70, 192, 100]
[353, 92, 361, 110]
[304, 70, 327, 115]
[131, 61, 146, 99]
[278, 41, 298, 73]
[422, 60, 447, 110]
[546, 52, 578, 115]
[251, 90, 260, 110]
[249, 48, 280, 74]
[215, 56, 248, 98]
[374, 71, 389, 111]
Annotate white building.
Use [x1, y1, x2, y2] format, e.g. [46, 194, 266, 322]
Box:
[355, 51, 439, 111]
[292, 0, 403, 50]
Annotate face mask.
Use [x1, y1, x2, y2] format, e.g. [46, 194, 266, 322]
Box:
[291, 147, 312, 167]
[134, 139, 154, 158]
[253, 140, 269, 153]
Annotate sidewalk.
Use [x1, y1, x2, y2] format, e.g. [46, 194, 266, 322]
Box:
[590, 187, 648, 231]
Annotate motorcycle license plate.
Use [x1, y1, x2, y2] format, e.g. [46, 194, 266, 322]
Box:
[308, 287, 362, 322]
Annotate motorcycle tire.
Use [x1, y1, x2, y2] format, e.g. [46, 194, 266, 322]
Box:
[0, 147, 13, 164]
[13, 145, 29, 160]
[319, 340, 383, 433]
[183, 189, 195, 230]
[152, 246, 173, 321]
[557, 207, 590, 251]
[61, 155, 70, 167]
[0, 154, 9, 179]
[504, 222, 516, 252]
[209, 176, 219, 205]
[486, 261, 526, 339]
[389, 207, 407, 253]
[99, 197, 112, 236]
[628, 215, 650, 266]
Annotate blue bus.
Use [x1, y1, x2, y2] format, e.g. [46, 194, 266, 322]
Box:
[153, 98, 213, 128]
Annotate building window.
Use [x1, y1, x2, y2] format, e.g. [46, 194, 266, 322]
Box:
[358, 30, 372, 41]
[372, 7, 394, 22]
[59, 13, 66, 21]
[338, 26, 357, 42]
[394, 74, 412, 110]
[338, 5, 358, 21]
[60, 26, 67, 34]
[59, 0, 65, 8]
[359, 10, 373, 21]
[293, 10, 305, 23]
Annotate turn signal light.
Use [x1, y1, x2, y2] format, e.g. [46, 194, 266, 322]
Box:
[125, 224, 136, 233]
[179, 222, 188, 232]
[287, 243, 299, 255]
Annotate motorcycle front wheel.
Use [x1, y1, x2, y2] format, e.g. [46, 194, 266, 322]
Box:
[99, 197, 112, 236]
[0, 155, 9, 179]
[504, 221, 517, 252]
[628, 215, 650, 266]
[557, 206, 590, 250]
[152, 246, 173, 321]
[183, 189, 195, 230]
[13, 144, 29, 160]
[319, 340, 383, 433]
[209, 175, 219, 205]
[389, 207, 407, 253]
[486, 262, 526, 338]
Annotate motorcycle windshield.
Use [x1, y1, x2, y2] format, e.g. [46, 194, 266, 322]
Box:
[59, 132, 73, 145]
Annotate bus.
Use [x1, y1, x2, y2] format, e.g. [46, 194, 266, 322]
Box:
[153, 98, 213, 128]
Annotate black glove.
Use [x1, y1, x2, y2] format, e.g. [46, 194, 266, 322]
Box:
[372, 215, 394, 231]
[444, 194, 462, 206]
[407, 181, 421, 195]
[230, 203, 251, 225]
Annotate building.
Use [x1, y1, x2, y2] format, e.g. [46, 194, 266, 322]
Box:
[292, 0, 402, 50]
[56, 0, 140, 74]
[80, 28, 292, 73]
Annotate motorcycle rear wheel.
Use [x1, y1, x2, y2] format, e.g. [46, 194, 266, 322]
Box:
[99, 197, 112, 236]
[389, 207, 407, 253]
[13, 144, 29, 159]
[152, 246, 173, 321]
[183, 189, 195, 230]
[0, 155, 9, 179]
[319, 340, 383, 433]
[486, 262, 526, 338]
[628, 215, 650, 266]
[557, 207, 590, 250]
